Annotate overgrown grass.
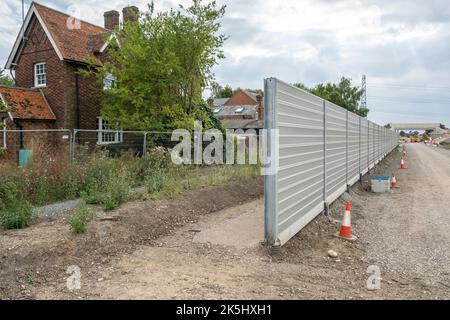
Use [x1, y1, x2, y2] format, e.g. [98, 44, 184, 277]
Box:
[0, 146, 261, 217]
[0, 178, 34, 229]
[67, 201, 94, 234]
[144, 164, 260, 199]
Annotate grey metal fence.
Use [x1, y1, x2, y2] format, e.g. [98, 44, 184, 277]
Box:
[264, 78, 399, 246]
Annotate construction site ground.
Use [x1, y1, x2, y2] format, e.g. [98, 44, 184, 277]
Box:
[0, 143, 449, 300]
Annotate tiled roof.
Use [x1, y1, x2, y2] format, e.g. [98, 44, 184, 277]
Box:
[244, 90, 258, 102]
[221, 119, 264, 130]
[0, 86, 56, 121]
[34, 2, 109, 64]
[214, 105, 257, 118]
[212, 98, 229, 107]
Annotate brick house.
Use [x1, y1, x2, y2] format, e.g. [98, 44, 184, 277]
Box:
[208, 89, 264, 131]
[0, 2, 139, 163]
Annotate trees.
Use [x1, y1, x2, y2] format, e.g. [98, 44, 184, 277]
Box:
[211, 83, 233, 98]
[294, 77, 369, 117]
[0, 69, 14, 86]
[91, 0, 227, 131]
[210, 85, 263, 99]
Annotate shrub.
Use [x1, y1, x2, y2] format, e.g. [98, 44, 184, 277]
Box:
[0, 179, 34, 229]
[67, 201, 94, 234]
[56, 168, 80, 200]
[81, 166, 132, 211]
[145, 171, 169, 193]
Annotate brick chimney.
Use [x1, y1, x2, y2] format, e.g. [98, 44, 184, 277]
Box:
[123, 6, 139, 24]
[104, 10, 120, 30]
[256, 94, 264, 120]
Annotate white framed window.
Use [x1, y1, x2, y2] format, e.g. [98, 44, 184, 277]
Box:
[103, 72, 116, 90]
[34, 62, 47, 87]
[97, 117, 123, 145]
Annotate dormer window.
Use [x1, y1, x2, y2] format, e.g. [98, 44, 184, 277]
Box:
[103, 72, 116, 90]
[34, 63, 47, 87]
[235, 107, 244, 114]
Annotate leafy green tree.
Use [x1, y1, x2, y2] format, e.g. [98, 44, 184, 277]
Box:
[440, 123, 446, 130]
[89, 1, 227, 131]
[384, 124, 391, 129]
[294, 78, 369, 117]
[211, 83, 233, 99]
[399, 131, 406, 137]
[0, 69, 14, 86]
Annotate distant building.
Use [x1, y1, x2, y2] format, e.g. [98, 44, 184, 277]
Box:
[429, 127, 446, 140]
[207, 89, 264, 132]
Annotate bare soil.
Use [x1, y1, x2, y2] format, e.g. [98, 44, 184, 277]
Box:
[0, 177, 263, 299]
[1, 144, 449, 300]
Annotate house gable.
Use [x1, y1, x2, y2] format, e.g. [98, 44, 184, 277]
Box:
[6, 2, 110, 70]
[5, 3, 64, 69]
[21, 16, 54, 56]
[224, 89, 258, 106]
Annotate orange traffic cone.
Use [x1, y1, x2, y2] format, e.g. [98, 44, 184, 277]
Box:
[336, 201, 357, 241]
[391, 173, 398, 188]
[400, 158, 406, 169]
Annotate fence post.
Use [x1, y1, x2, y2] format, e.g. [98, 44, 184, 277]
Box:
[367, 122, 370, 172]
[346, 110, 349, 188]
[143, 132, 147, 157]
[358, 116, 361, 180]
[323, 100, 327, 211]
[67, 130, 73, 164]
[72, 130, 78, 162]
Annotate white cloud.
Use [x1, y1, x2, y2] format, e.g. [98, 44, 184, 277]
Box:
[0, 0, 449, 126]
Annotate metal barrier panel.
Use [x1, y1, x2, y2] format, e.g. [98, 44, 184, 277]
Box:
[264, 78, 399, 246]
[347, 112, 360, 186]
[265, 78, 325, 246]
[325, 101, 348, 203]
[360, 118, 369, 175]
[369, 122, 375, 167]
[374, 124, 380, 164]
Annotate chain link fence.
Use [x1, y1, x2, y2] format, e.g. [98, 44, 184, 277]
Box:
[1, 128, 265, 166]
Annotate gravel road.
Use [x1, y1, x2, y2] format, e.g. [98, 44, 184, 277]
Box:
[359, 143, 450, 297]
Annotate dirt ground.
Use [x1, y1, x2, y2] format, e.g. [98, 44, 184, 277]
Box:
[1, 144, 449, 300]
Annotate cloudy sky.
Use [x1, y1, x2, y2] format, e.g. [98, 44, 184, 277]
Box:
[1, 0, 449, 126]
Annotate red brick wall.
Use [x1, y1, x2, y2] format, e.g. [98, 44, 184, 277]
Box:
[0, 118, 70, 164]
[15, 17, 67, 129]
[14, 16, 103, 132]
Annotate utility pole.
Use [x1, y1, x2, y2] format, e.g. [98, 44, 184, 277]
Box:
[360, 75, 368, 119]
[361, 75, 367, 111]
